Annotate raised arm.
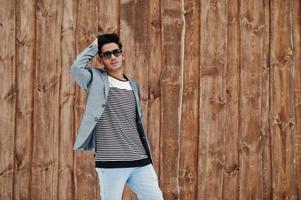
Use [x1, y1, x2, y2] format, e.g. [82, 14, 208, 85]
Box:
[70, 38, 98, 91]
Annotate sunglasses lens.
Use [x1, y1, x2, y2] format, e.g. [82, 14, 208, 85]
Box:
[101, 52, 112, 59]
[112, 49, 122, 57]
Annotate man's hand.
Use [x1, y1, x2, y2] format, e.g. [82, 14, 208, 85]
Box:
[92, 37, 105, 69]
[92, 38, 98, 46]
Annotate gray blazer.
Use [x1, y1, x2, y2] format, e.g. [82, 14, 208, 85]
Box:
[70, 43, 153, 163]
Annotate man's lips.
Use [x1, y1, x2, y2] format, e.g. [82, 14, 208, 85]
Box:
[111, 61, 118, 65]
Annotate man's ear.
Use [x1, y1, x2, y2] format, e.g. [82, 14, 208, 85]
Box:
[122, 51, 125, 61]
[97, 56, 104, 67]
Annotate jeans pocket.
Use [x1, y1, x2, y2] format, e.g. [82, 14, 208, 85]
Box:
[96, 167, 105, 175]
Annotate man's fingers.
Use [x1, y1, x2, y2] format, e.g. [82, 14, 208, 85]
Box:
[93, 38, 98, 46]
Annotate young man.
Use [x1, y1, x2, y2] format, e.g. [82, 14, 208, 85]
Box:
[71, 33, 163, 200]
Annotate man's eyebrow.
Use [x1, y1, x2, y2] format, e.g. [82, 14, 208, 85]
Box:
[103, 48, 120, 52]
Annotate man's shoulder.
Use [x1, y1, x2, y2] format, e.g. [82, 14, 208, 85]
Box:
[90, 67, 109, 80]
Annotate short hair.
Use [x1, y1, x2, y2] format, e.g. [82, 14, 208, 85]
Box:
[97, 33, 123, 54]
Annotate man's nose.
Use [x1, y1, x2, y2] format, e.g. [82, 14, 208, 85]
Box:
[111, 54, 117, 59]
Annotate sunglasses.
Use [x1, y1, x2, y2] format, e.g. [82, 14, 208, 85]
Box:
[100, 49, 123, 59]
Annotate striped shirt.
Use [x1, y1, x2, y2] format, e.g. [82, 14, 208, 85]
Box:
[94, 75, 149, 168]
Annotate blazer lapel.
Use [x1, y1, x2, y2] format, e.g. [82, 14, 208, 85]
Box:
[127, 77, 142, 117]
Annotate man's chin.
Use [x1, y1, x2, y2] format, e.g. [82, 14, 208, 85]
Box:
[106, 65, 122, 71]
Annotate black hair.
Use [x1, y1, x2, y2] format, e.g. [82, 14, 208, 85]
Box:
[97, 33, 123, 54]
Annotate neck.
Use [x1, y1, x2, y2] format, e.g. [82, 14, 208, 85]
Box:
[107, 69, 126, 80]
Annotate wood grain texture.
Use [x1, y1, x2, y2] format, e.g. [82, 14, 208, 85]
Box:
[198, 0, 228, 199]
[222, 0, 240, 199]
[13, 0, 35, 199]
[238, 0, 270, 199]
[292, 0, 301, 198]
[160, 0, 185, 198]
[58, 0, 77, 199]
[261, 1, 273, 199]
[148, 0, 162, 183]
[179, 0, 199, 199]
[0, 0, 16, 199]
[74, 0, 98, 199]
[97, 0, 119, 34]
[0, 0, 301, 199]
[270, 0, 299, 199]
[31, 0, 63, 199]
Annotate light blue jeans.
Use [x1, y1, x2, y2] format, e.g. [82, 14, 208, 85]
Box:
[95, 164, 164, 200]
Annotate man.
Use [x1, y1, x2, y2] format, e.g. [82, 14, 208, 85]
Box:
[71, 33, 163, 200]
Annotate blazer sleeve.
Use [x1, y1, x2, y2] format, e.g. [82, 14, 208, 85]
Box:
[70, 43, 99, 91]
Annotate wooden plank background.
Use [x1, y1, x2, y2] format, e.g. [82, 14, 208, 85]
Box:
[0, 0, 300, 199]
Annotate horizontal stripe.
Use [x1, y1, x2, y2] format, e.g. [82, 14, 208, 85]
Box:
[94, 84, 148, 163]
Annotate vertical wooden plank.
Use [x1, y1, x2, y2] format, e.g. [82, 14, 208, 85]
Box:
[160, 0, 185, 198]
[292, 0, 301, 198]
[261, 1, 273, 199]
[179, 0, 199, 199]
[120, 0, 151, 199]
[270, 0, 299, 198]
[58, 0, 77, 200]
[238, 0, 270, 199]
[74, 0, 98, 199]
[0, 0, 16, 199]
[148, 0, 162, 184]
[13, 0, 35, 199]
[31, 0, 62, 199]
[221, 0, 240, 199]
[97, 1, 119, 33]
[197, 0, 228, 199]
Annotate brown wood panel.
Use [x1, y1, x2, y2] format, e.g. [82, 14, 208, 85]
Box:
[238, 0, 270, 199]
[222, 0, 240, 199]
[148, 0, 162, 184]
[292, 0, 301, 198]
[198, 0, 228, 199]
[179, 0, 199, 199]
[74, 0, 98, 199]
[58, 0, 77, 199]
[97, 0, 120, 34]
[160, 0, 185, 198]
[0, 0, 16, 199]
[261, 1, 273, 199]
[262, 1, 273, 199]
[31, 0, 63, 199]
[13, 0, 35, 199]
[270, 0, 299, 199]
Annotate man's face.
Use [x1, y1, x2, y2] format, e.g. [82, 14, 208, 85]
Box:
[98, 42, 125, 72]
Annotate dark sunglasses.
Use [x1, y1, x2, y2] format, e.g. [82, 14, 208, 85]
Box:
[100, 49, 123, 59]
